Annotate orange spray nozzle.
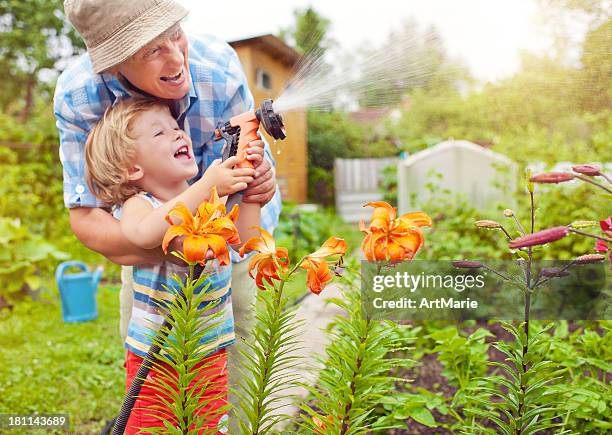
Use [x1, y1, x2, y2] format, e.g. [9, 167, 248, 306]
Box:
[214, 99, 287, 169]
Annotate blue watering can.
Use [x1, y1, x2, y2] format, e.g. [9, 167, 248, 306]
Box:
[55, 261, 103, 323]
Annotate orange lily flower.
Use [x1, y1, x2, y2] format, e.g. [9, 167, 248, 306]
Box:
[239, 226, 290, 290]
[300, 237, 347, 295]
[162, 187, 240, 266]
[312, 415, 334, 434]
[360, 201, 432, 262]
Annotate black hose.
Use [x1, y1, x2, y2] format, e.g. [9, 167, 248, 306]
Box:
[110, 264, 204, 435]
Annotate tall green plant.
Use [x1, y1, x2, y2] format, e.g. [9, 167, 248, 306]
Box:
[233, 231, 347, 433]
[233, 271, 303, 433]
[141, 266, 229, 434]
[297, 264, 415, 434]
[453, 167, 609, 434]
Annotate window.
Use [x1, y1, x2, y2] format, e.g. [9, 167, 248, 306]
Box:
[256, 68, 272, 91]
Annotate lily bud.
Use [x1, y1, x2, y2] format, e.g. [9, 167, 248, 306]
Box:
[509, 226, 569, 249]
[525, 168, 534, 193]
[504, 209, 515, 217]
[452, 260, 483, 269]
[475, 220, 502, 229]
[530, 172, 575, 184]
[572, 164, 601, 177]
[569, 220, 598, 229]
[541, 267, 570, 278]
[575, 254, 606, 264]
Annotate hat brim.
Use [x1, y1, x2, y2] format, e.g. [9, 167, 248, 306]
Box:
[89, 1, 189, 73]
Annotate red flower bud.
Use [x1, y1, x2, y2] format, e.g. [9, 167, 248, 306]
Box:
[595, 239, 609, 253]
[575, 254, 606, 264]
[475, 220, 502, 229]
[530, 172, 575, 183]
[572, 164, 601, 177]
[509, 226, 569, 249]
[541, 267, 570, 278]
[452, 260, 483, 269]
[601, 217, 612, 233]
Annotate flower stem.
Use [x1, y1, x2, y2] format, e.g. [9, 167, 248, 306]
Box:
[568, 228, 612, 243]
[512, 215, 528, 236]
[482, 264, 512, 281]
[499, 225, 513, 241]
[600, 172, 612, 185]
[574, 174, 612, 194]
[517, 191, 535, 435]
[249, 258, 305, 435]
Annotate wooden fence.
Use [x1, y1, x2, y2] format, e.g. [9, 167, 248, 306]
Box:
[334, 157, 398, 223]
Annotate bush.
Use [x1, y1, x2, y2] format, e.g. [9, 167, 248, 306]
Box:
[0, 217, 68, 301]
[0, 108, 119, 304]
[274, 202, 361, 262]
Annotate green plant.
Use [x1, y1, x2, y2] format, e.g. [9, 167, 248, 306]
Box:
[233, 232, 347, 433]
[275, 203, 361, 262]
[0, 217, 68, 301]
[234, 272, 303, 433]
[453, 168, 609, 434]
[463, 322, 565, 435]
[546, 321, 612, 433]
[428, 326, 492, 406]
[139, 267, 229, 434]
[297, 264, 416, 434]
[379, 163, 398, 206]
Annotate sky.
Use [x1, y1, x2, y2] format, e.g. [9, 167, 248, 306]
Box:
[178, 0, 584, 83]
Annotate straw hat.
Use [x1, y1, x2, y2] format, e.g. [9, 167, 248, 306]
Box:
[65, 0, 189, 73]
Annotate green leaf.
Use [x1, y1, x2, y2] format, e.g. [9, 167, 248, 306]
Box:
[408, 407, 436, 427]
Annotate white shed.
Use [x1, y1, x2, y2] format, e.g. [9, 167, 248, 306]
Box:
[398, 140, 517, 214]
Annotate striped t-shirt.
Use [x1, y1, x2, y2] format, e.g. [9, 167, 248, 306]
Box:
[116, 192, 235, 358]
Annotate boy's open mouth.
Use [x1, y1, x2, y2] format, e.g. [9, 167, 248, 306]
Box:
[173, 143, 191, 160]
[161, 69, 183, 82]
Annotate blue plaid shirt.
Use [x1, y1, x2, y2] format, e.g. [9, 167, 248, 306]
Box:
[53, 33, 281, 262]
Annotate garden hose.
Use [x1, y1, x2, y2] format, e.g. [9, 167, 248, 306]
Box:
[110, 263, 205, 435]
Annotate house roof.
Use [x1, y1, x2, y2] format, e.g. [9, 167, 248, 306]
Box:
[228, 34, 302, 68]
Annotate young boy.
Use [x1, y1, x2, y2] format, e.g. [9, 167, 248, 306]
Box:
[85, 98, 262, 433]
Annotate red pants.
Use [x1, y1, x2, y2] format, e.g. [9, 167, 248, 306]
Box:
[124, 349, 229, 434]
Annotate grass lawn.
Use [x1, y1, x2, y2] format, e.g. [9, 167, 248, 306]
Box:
[0, 268, 315, 434]
[0, 285, 124, 434]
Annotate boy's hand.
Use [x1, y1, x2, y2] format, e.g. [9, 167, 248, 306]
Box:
[245, 139, 265, 167]
[205, 156, 255, 197]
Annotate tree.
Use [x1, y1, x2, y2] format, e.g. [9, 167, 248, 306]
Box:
[578, 18, 611, 111]
[0, 0, 84, 120]
[278, 6, 332, 55]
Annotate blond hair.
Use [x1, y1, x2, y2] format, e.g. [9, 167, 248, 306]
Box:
[85, 98, 170, 205]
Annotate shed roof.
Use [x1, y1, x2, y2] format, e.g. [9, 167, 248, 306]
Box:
[400, 139, 516, 167]
[229, 34, 302, 68]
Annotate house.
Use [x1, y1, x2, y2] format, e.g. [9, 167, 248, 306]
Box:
[229, 34, 307, 203]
